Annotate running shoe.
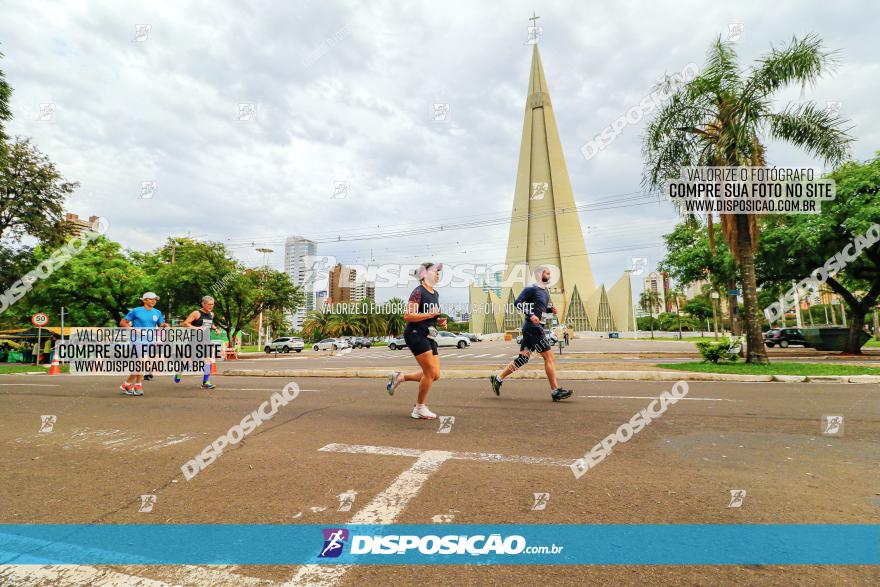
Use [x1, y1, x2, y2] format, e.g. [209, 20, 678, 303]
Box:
[551, 388, 572, 402]
[173, 373, 182, 384]
[129, 384, 144, 396]
[386, 371, 402, 396]
[489, 375, 502, 396]
[411, 404, 438, 419]
[144, 374, 153, 381]
[120, 382, 133, 393]
[201, 382, 216, 390]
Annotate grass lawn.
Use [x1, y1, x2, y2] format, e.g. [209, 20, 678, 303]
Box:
[657, 361, 880, 376]
[0, 364, 52, 374]
[864, 339, 880, 348]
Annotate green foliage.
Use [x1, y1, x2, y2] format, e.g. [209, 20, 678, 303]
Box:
[695, 338, 740, 364]
[7, 237, 149, 326]
[659, 222, 736, 290]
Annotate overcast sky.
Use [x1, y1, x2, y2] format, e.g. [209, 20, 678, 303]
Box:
[3, 0, 878, 303]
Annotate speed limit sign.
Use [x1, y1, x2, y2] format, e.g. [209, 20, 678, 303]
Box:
[31, 313, 49, 327]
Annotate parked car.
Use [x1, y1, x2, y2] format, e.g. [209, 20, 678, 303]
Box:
[348, 336, 372, 349]
[461, 332, 483, 342]
[515, 329, 559, 346]
[764, 328, 810, 348]
[436, 331, 470, 348]
[387, 332, 470, 350]
[264, 337, 304, 354]
[312, 338, 351, 351]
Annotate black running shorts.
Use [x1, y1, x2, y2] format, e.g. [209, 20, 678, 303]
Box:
[404, 326, 438, 357]
[520, 326, 552, 353]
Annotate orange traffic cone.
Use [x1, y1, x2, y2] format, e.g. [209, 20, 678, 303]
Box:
[211, 358, 217, 375]
[48, 354, 61, 375]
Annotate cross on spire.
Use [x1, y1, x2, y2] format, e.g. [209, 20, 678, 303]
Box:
[529, 11, 540, 26]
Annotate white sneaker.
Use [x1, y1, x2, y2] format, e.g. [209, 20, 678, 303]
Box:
[411, 404, 437, 419]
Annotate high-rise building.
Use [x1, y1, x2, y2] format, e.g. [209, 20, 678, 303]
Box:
[284, 236, 317, 329]
[328, 264, 374, 304]
[467, 43, 633, 334]
[642, 271, 671, 315]
[64, 213, 100, 237]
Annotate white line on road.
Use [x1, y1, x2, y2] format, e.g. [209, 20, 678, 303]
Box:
[287, 443, 570, 586]
[473, 354, 491, 358]
[577, 395, 737, 402]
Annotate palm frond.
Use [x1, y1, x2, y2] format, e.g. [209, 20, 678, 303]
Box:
[765, 102, 853, 165]
[745, 33, 838, 98]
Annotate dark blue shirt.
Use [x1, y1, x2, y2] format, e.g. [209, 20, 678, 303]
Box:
[515, 285, 550, 331]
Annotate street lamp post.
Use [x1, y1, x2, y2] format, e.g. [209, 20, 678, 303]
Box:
[255, 247, 274, 351]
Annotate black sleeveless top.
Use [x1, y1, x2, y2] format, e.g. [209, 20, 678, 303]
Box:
[404, 284, 440, 334]
[191, 310, 213, 329]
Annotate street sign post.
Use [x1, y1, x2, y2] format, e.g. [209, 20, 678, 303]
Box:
[31, 313, 49, 365]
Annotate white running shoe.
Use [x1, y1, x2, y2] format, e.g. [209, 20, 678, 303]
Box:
[411, 404, 437, 419]
[386, 371, 402, 396]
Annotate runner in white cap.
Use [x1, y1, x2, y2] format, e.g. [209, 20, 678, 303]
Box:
[386, 262, 445, 419]
[119, 292, 169, 396]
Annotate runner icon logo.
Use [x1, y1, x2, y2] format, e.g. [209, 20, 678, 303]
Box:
[139, 494, 156, 513]
[727, 489, 746, 509]
[39, 415, 57, 433]
[822, 415, 844, 436]
[319, 528, 349, 558]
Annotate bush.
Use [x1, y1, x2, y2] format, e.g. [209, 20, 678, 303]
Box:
[695, 338, 739, 364]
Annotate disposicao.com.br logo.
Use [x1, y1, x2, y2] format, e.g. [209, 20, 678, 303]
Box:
[319, 528, 563, 557]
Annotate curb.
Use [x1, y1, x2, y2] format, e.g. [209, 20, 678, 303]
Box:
[224, 369, 775, 382]
[222, 369, 880, 384]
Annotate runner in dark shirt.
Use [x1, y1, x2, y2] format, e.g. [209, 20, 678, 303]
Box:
[386, 262, 445, 419]
[489, 265, 572, 401]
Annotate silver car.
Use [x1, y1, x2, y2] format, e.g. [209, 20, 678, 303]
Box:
[264, 337, 304, 353]
[312, 338, 350, 351]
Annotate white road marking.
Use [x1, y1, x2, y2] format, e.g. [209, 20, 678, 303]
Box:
[577, 395, 737, 402]
[456, 353, 473, 357]
[473, 354, 491, 358]
[287, 443, 570, 586]
[493, 354, 507, 358]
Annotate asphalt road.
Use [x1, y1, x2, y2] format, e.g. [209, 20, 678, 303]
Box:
[1, 373, 878, 585]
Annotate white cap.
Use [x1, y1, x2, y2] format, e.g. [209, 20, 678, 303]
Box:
[141, 292, 160, 300]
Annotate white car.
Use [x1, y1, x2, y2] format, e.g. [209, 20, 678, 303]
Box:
[435, 331, 470, 348]
[387, 332, 470, 350]
[312, 338, 350, 351]
[264, 337, 304, 353]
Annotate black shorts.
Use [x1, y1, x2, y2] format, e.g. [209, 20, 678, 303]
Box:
[404, 327, 438, 357]
[520, 327, 552, 353]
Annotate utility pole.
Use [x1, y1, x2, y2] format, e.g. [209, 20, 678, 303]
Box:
[792, 280, 802, 328]
[256, 247, 274, 351]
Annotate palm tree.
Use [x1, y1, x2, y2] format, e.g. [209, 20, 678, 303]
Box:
[383, 297, 406, 337]
[301, 310, 333, 342]
[639, 289, 661, 339]
[643, 34, 852, 364]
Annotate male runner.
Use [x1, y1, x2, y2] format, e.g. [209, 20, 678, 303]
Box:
[175, 295, 222, 389]
[489, 266, 572, 401]
[119, 292, 169, 396]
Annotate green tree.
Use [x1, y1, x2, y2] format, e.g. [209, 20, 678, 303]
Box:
[382, 297, 406, 336]
[0, 137, 79, 246]
[0, 48, 12, 148]
[683, 294, 714, 333]
[757, 156, 880, 354]
[212, 267, 302, 343]
[639, 289, 661, 339]
[145, 238, 239, 322]
[10, 237, 148, 325]
[644, 34, 852, 363]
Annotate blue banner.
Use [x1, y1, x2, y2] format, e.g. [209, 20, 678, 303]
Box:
[0, 524, 876, 565]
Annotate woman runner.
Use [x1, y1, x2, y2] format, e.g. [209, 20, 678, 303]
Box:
[386, 262, 446, 419]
